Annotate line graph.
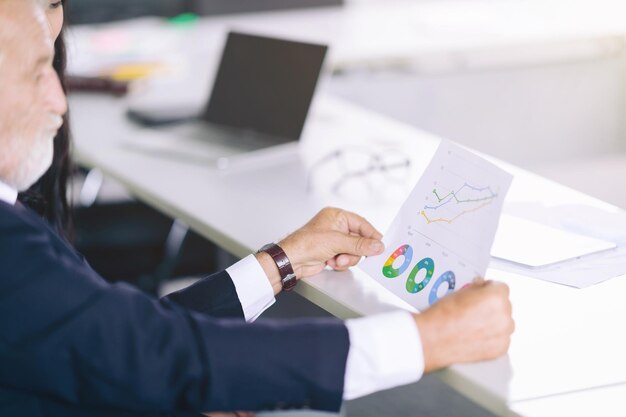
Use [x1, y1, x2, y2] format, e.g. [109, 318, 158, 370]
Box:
[360, 141, 513, 310]
[420, 200, 495, 224]
[421, 181, 499, 224]
[425, 183, 498, 210]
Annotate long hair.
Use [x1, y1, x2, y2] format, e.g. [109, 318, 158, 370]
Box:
[18, 2, 73, 242]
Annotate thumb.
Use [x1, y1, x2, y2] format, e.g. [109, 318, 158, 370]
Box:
[332, 232, 385, 257]
[472, 277, 488, 286]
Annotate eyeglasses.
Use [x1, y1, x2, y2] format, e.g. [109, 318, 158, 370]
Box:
[306, 146, 411, 196]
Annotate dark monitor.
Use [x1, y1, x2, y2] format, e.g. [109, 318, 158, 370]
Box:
[192, 0, 344, 16]
[67, 0, 344, 24]
[202, 31, 328, 141]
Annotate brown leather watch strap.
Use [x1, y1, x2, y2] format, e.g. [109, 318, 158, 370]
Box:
[257, 243, 297, 291]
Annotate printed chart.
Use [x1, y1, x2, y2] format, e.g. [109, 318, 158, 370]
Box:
[360, 141, 513, 310]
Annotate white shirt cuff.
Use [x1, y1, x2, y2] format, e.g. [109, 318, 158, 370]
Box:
[226, 254, 276, 322]
[0, 179, 18, 205]
[343, 310, 425, 400]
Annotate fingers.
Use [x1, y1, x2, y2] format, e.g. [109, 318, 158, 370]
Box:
[331, 231, 385, 258]
[481, 281, 514, 337]
[336, 253, 361, 268]
[327, 253, 362, 271]
[341, 210, 384, 240]
[472, 276, 486, 286]
[470, 280, 512, 316]
[470, 278, 510, 297]
[491, 280, 510, 296]
[483, 280, 511, 300]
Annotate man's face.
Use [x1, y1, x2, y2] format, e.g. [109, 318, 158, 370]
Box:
[0, 0, 67, 191]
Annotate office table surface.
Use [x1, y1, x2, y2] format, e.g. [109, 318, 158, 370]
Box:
[69, 92, 626, 417]
[68, 0, 626, 80]
[510, 383, 626, 417]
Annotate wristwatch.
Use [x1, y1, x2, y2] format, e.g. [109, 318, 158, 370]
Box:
[257, 243, 297, 291]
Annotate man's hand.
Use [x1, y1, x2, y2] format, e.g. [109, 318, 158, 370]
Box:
[280, 207, 385, 277]
[256, 208, 385, 295]
[414, 279, 514, 373]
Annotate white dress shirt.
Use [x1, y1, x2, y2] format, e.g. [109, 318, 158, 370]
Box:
[0, 179, 17, 206]
[0, 178, 425, 401]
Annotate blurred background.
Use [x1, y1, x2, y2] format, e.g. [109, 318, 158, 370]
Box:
[66, 0, 344, 23]
[65, 0, 626, 209]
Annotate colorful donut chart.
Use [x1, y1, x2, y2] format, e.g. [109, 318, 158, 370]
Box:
[405, 257, 434, 294]
[428, 271, 456, 305]
[382, 244, 413, 278]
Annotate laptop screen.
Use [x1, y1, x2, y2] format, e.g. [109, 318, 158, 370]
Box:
[202, 31, 328, 142]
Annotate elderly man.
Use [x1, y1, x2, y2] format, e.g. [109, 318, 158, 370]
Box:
[0, 0, 514, 416]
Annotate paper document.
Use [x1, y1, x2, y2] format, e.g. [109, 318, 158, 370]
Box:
[490, 203, 626, 288]
[491, 214, 617, 268]
[360, 140, 513, 310]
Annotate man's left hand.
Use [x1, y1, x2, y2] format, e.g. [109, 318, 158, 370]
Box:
[279, 207, 385, 278]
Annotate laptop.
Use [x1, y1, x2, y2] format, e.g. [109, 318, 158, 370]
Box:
[126, 31, 328, 166]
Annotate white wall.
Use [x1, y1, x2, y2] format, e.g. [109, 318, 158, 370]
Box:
[328, 53, 626, 170]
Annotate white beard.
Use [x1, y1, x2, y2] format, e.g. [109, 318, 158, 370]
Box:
[0, 113, 63, 191]
[5, 131, 55, 192]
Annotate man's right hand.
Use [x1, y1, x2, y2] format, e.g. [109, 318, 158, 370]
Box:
[414, 279, 514, 373]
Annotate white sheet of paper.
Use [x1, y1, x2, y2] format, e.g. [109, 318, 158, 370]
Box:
[360, 140, 513, 310]
[491, 214, 617, 268]
[489, 203, 626, 288]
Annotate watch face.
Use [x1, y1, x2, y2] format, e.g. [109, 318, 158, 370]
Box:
[282, 274, 297, 291]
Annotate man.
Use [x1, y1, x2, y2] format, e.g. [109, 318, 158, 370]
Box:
[0, 1, 514, 416]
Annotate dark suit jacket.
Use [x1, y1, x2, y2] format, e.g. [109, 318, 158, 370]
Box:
[0, 201, 350, 417]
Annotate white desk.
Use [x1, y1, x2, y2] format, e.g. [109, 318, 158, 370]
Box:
[70, 92, 626, 417]
[511, 383, 626, 417]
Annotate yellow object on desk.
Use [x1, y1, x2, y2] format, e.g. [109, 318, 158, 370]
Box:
[104, 63, 167, 81]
